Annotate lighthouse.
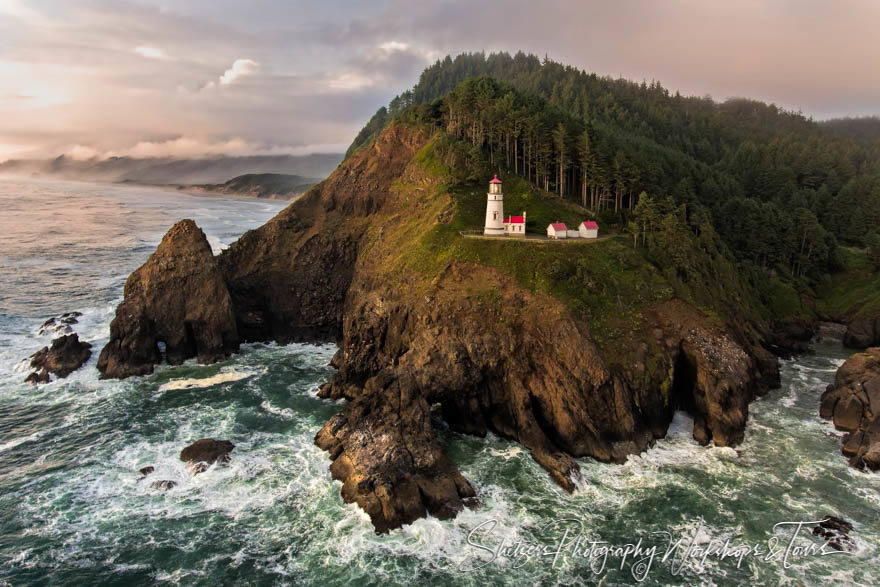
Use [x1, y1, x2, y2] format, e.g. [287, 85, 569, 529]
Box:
[484, 174, 505, 236]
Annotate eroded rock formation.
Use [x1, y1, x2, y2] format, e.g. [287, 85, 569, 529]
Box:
[97, 219, 239, 379]
[820, 347, 880, 470]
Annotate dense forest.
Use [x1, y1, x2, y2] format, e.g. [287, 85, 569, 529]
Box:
[348, 52, 880, 285]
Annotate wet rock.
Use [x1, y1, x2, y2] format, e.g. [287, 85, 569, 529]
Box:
[38, 311, 82, 336]
[138, 466, 155, 476]
[24, 333, 92, 384]
[150, 480, 177, 490]
[316, 270, 774, 532]
[24, 370, 50, 384]
[843, 316, 880, 349]
[820, 347, 880, 470]
[97, 220, 239, 379]
[812, 515, 856, 552]
[315, 371, 478, 534]
[179, 438, 234, 474]
[766, 317, 815, 358]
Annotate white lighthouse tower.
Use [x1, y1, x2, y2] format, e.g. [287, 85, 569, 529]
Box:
[484, 174, 505, 236]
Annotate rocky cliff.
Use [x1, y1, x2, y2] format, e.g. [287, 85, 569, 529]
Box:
[97, 219, 239, 378]
[99, 123, 780, 532]
[820, 347, 880, 470]
[844, 317, 880, 349]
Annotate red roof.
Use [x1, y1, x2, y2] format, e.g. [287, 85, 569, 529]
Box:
[508, 215, 524, 224]
[581, 221, 599, 229]
[489, 174, 502, 184]
[550, 222, 567, 231]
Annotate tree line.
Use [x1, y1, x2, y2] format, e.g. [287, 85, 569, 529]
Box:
[349, 51, 880, 282]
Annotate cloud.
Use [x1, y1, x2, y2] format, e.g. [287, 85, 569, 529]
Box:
[0, 0, 45, 24]
[219, 59, 260, 85]
[133, 46, 173, 60]
[2, 0, 879, 166]
[324, 71, 374, 92]
[100, 136, 347, 159]
[376, 40, 441, 61]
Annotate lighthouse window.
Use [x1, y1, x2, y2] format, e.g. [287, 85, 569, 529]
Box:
[493, 211, 497, 220]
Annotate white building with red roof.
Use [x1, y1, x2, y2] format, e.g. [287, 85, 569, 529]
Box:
[504, 212, 526, 237]
[547, 222, 567, 239]
[579, 220, 599, 239]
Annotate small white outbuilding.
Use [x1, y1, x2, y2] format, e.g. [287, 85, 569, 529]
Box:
[547, 222, 567, 239]
[579, 220, 599, 239]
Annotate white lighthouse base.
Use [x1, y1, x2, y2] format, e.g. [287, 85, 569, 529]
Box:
[483, 227, 506, 236]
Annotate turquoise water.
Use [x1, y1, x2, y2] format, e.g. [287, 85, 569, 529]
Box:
[0, 178, 878, 585]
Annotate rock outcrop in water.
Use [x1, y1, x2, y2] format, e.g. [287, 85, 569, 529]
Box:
[38, 312, 82, 337]
[180, 438, 234, 474]
[812, 515, 856, 552]
[25, 333, 92, 384]
[820, 347, 880, 471]
[150, 480, 177, 490]
[97, 219, 239, 379]
[100, 124, 780, 532]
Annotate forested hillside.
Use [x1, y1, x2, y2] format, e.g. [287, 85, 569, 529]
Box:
[348, 52, 880, 286]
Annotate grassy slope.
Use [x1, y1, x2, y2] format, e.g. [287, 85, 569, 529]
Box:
[816, 248, 880, 320]
[364, 130, 782, 371]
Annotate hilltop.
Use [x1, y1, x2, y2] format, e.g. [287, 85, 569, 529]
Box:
[184, 173, 319, 199]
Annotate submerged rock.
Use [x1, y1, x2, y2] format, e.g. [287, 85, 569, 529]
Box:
[97, 219, 239, 379]
[138, 466, 155, 477]
[24, 333, 92, 384]
[150, 480, 177, 490]
[812, 515, 856, 552]
[179, 438, 234, 475]
[820, 347, 880, 470]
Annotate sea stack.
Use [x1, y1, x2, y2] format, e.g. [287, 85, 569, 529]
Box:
[97, 219, 239, 379]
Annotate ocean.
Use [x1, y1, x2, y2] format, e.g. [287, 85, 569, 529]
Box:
[0, 177, 877, 585]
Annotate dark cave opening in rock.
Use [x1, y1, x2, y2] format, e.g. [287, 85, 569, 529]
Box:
[671, 349, 699, 429]
[183, 322, 198, 359]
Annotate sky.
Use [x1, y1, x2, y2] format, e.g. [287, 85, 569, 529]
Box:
[1, 0, 879, 161]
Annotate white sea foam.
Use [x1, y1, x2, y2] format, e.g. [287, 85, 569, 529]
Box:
[205, 234, 228, 255]
[158, 367, 258, 392]
[0, 429, 51, 453]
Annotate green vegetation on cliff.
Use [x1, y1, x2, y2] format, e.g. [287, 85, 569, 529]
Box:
[364, 129, 770, 366]
[190, 173, 318, 199]
[349, 52, 880, 329]
[817, 248, 880, 321]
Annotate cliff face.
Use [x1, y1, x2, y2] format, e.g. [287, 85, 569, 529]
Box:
[99, 123, 779, 532]
[820, 347, 880, 470]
